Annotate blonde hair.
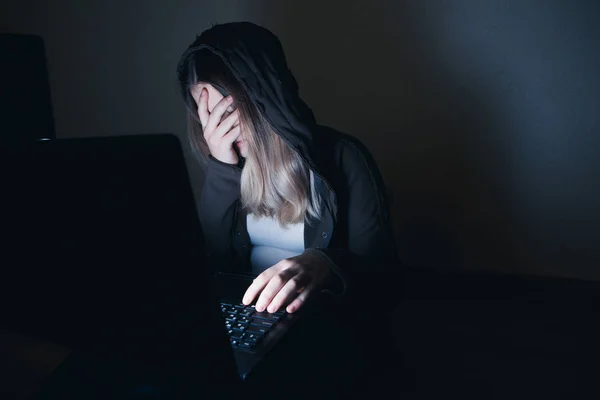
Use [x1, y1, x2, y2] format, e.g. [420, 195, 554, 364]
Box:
[179, 51, 320, 227]
[240, 114, 321, 226]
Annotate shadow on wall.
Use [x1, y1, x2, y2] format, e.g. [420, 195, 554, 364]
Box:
[260, 1, 525, 274]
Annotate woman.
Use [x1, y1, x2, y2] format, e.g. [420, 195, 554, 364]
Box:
[177, 22, 397, 314]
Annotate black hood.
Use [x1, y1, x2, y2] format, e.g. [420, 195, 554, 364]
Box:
[177, 22, 321, 174]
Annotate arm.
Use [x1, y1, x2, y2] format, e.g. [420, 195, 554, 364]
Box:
[198, 156, 242, 269]
[242, 136, 401, 313]
[195, 88, 245, 271]
[309, 137, 400, 300]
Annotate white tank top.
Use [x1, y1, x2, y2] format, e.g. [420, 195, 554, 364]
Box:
[246, 214, 305, 274]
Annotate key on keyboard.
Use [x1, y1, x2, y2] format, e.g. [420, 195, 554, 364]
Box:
[219, 302, 285, 352]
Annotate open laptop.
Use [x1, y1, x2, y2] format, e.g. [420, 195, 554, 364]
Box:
[0, 134, 302, 397]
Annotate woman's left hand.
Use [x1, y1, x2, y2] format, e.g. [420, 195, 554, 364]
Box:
[242, 251, 332, 313]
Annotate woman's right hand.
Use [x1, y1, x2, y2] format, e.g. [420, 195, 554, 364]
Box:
[198, 88, 241, 165]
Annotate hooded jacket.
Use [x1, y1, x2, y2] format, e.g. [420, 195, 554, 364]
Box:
[178, 22, 398, 297]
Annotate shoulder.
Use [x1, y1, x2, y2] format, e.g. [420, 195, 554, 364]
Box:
[316, 125, 382, 183]
[315, 125, 388, 204]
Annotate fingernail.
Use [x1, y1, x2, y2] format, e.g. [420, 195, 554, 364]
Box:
[267, 306, 275, 313]
[287, 306, 295, 313]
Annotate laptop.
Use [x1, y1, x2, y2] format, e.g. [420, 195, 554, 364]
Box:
[0, 134, 303, 397]
[0, 33, 55, 143]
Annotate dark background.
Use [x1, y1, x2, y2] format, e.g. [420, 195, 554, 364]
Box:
[1, 0, 599, 280]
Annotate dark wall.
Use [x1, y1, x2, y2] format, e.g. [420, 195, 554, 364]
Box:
[266, 0, 600, 279]
[1, 0, 599, 279]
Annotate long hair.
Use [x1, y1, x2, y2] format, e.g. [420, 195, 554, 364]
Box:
[178, 50, 321, 226]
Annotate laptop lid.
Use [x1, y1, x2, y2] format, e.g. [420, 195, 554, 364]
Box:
[0, 34, 55, 143]
[1, 134, 240, 395]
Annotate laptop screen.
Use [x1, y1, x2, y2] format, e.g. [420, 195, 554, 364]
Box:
[1, 134, 240, 393]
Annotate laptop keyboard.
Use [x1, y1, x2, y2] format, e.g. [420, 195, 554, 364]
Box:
[220, 302, 285, 352]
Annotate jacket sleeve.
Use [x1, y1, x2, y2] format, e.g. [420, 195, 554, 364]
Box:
[198, 156, 242, 269]
[308, 138, 401, 300]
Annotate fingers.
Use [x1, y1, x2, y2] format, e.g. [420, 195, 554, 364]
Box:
[205, 95, 234, 134]
[221, 125, 241, 146]
[212, 109, 240, 139]
[242, 259, 312, 313]
[242, 267, 279, 306]
[255, 268, 297, 312]
[197, 88, 209, 128]
[286, 283, 316, 313]
[267, 272, 311, 313]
